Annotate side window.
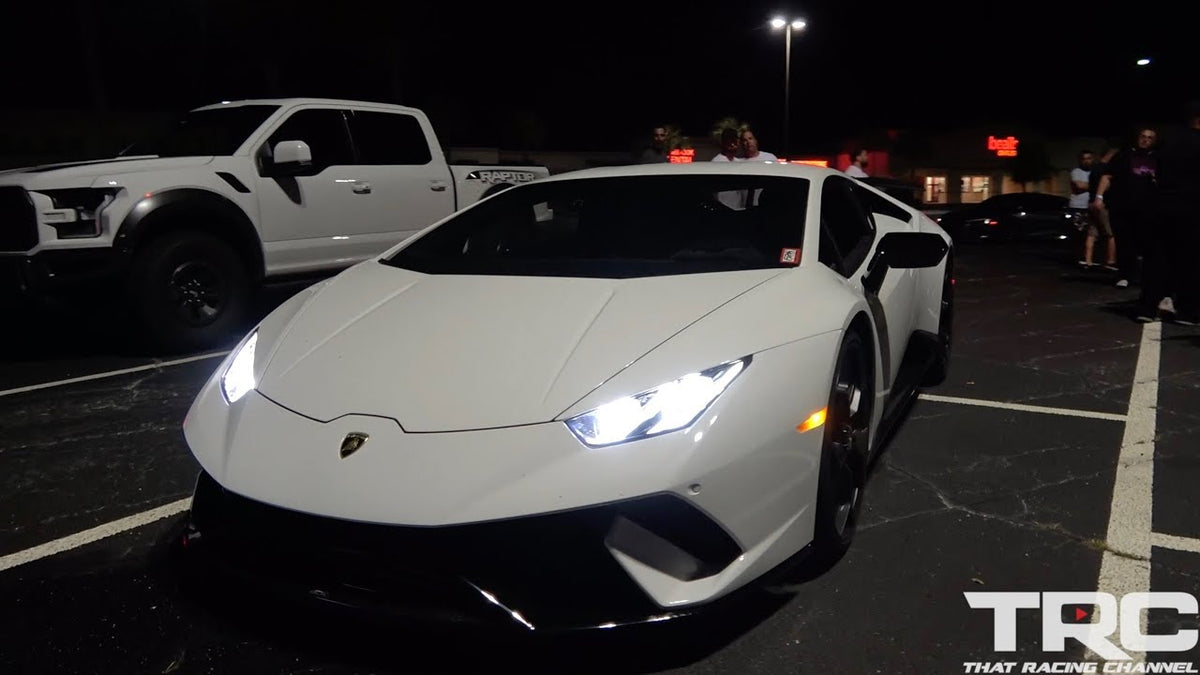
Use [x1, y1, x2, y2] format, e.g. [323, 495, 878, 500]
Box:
[263, 109, 354, 173]
[820, 177, 875, 276]
[818, 219, 845, 274]
[852, 183, 912, 224]
[346, 111, 433, 165]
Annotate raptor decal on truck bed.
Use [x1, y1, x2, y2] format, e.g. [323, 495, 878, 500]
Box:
[466, 170, 539, 184]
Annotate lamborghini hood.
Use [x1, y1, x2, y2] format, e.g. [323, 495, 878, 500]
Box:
[255, 261, 783, 432]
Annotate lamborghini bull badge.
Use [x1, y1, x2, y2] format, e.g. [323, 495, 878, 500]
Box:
[340, 432, 369, 458]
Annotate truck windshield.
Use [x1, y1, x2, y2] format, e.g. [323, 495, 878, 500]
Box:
[383, 174, 810, 279]
[120, 105, 280, 157]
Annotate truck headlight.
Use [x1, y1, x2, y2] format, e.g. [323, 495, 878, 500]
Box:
[37, 188, 119, 238]
[565, 357, 749, 447]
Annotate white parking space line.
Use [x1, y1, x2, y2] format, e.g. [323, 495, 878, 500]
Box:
[1090, 321, 1162, 663]
[1151, 532, 1200, 556]
[917, 393, 1128, 422]
[0, 351, 230, 399]
[0, 498, 191, 573]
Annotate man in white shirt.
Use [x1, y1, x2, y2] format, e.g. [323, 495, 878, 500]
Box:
[711, 128, 746, 209]
[844, 148, 869, 177]
[737, 128, 778, 162]
[1070, 150, 1093, 209]
[734, 127, 777, 206]
[711, 128, 740, 162]
[1072, 149, 1113, 269]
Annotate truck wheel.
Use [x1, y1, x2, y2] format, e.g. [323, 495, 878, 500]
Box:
[127, 231, 251, 352]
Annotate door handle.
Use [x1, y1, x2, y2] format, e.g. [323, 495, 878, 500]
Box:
[352, 181, 371, 194]
[430, 180, 447, 192]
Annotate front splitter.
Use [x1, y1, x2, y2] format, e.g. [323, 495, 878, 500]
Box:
[175, 470, 748, 633]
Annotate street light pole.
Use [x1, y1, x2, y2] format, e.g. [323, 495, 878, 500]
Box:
[771, 17, 806, 158]
[784, 25, 791, 156]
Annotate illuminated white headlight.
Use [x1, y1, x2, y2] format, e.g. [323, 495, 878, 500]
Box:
[565, 357, 749, 447]
[221, 331, 258, 403]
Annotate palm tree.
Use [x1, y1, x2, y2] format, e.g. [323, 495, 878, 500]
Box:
[1008, 138, 1054, 192]
[711, 117, 744, 143]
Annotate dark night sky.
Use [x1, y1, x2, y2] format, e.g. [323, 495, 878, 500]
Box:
[0, 0, 1195, 155]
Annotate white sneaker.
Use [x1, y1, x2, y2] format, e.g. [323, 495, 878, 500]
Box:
[1159, 297, 1176, 314]
[1115, 279, 1129, 288]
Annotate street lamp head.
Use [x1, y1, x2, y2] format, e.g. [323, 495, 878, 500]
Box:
[770, 17, 786, 29]
[1136, 57, 1151, 66]
[791, 19, 806, 30]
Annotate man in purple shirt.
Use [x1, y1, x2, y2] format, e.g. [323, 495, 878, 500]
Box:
[1092, 127, 1159, 287]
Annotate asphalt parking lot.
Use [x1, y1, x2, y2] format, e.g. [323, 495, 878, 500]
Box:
[2, 243, 1198, 674]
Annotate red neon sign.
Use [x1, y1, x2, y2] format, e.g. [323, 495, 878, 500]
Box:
[668, 148, 695, 163]
[988, 135, 1019, 157]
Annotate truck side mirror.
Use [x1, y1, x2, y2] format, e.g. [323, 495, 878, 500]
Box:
[269, 140, 313, 175]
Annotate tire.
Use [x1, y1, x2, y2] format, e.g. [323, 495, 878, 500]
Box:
[811, 330, 874, 566]
[923, 255, 954, 386]
[126, 230, 251, 352]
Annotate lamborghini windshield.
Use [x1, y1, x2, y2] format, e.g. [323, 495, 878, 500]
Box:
[384, 175, 809, 278]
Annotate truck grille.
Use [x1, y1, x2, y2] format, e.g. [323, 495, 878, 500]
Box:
[0, 187, 38, 252]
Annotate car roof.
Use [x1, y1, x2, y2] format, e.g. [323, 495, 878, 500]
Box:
[541, 161, 842, 183]
[191, 98, 424, 115]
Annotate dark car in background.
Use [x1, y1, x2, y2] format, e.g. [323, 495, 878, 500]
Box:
[933, 193, 1079, 243]
[859, 176, 922, 209]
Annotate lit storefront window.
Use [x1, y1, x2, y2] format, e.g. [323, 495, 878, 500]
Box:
[961, 176, 991, 203]
[924, 176, 947, 204]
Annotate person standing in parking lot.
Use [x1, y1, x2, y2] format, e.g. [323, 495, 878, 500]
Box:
[1085, 148, 1119, 270]
[712, 127, 741, 163]
[1092, 127, 1159, 287]
[1071, 150, 1094, 265]
[738, 126, 778, 162]
[844, 149, 870, 177]
[1073, 150, 1112, 269]
[636, 125, 671, 163]
[738, 126, 777, 207]
[1136, 102, 1200, 324]
[712, 128, 746, 209]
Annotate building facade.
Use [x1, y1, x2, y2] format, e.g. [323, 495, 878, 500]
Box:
[449, 129, 1113, 200]
[864, 130, 1108, 206]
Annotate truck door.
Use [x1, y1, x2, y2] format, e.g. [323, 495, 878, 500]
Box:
[343, 108, 456, 253]
[254, 107, 377, 274]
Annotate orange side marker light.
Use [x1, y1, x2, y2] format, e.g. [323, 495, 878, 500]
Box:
[796, 408, 827, 433]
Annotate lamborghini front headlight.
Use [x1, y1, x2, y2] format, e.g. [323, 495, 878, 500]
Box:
[220, 331, 258, 404]
[565, 357, 749, 448]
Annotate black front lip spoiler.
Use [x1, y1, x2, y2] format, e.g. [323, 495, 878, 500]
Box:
[175, 470, 759, 634]
[176, 531, 699, 635]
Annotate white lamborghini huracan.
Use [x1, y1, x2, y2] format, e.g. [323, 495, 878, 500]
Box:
[178, 162, 953, 631]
